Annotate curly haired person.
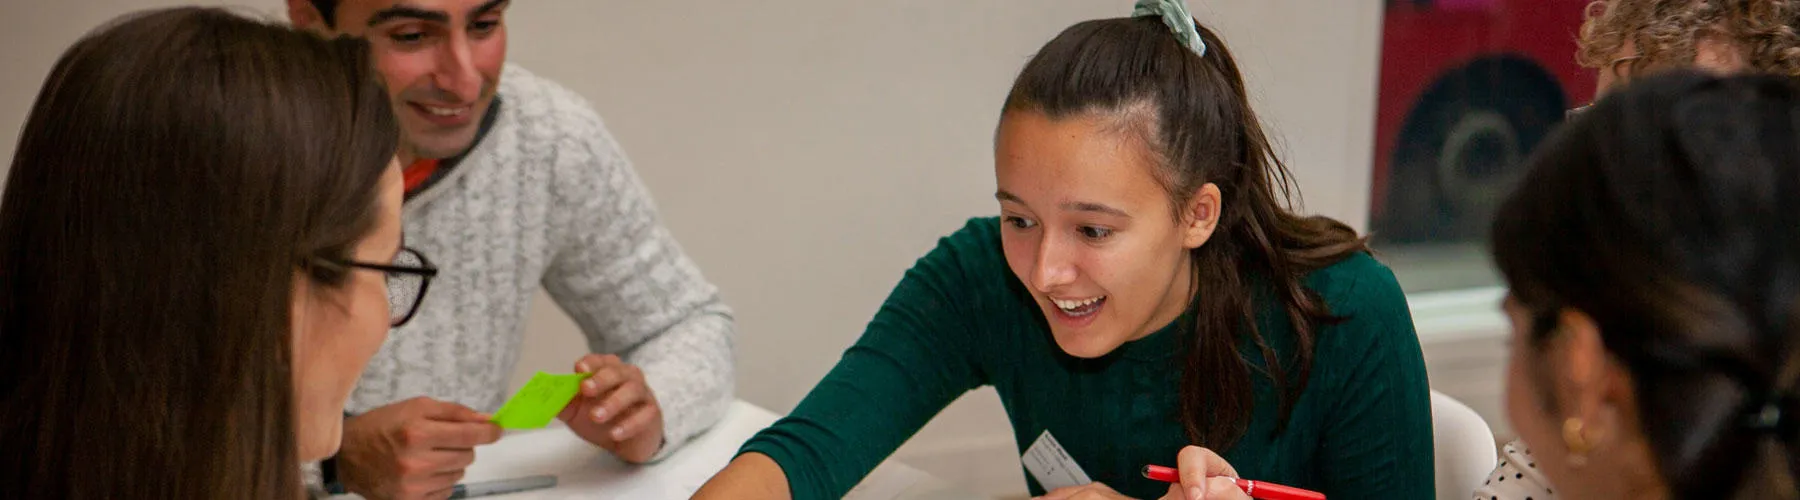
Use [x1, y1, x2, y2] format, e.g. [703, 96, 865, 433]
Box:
[1572, 0, 1800, 102]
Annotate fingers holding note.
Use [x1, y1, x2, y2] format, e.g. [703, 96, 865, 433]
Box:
[559, 353, 666, 463]
[339, 397, 502, 500]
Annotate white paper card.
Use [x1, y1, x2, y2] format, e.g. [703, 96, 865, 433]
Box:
[1022, 430, 1092, 491]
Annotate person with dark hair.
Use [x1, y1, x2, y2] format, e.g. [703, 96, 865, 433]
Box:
[695, 2, 1434, 499]
[1484, 71, 1800, 500]
[0, 7, 427, 499]
[1484, 2, 1800, 498]
[282, 1, 738, 497]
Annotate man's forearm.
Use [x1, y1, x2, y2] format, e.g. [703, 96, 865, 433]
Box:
[627, 310, 735, 460]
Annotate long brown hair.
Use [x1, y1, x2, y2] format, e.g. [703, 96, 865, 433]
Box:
[1002, 16, 1367, 451]
[1494, 71, 1800, 499]
[0, 7, 396, 499]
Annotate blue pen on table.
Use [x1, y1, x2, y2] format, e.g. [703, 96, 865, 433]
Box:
[448, 474, 558, 499]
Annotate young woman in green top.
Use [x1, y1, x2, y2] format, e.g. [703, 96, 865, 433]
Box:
[697, 2, 1435, 499]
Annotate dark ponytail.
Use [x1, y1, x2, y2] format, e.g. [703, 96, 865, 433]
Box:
[1492, 71, 1800, 499]
[1002, 15, 1367, 450]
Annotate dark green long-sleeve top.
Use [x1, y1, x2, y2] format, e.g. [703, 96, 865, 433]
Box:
[740, 218, 1434, 499]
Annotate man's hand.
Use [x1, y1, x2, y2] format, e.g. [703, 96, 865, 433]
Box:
[558, 354, 665, 463]
[338, 397, 503, 500]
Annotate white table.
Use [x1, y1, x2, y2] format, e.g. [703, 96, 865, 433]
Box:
[444, 401, 989, 499]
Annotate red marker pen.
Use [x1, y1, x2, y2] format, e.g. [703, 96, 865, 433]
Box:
[1142, 465, 1325, 500]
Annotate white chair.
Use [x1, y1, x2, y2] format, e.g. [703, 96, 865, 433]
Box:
[1432, 390, 1498, 500]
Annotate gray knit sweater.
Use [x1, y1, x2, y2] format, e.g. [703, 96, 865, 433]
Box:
[345, 64, 736, 458]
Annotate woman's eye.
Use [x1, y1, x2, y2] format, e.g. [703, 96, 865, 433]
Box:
[1078, 226, 1112, 240]
[1004, 216, 1037, 229]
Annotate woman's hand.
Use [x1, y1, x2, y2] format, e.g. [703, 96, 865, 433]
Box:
[1157, 446, 1251, 500]
[1037, 481, 1134, 500]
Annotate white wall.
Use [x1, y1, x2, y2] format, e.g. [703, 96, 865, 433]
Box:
[3, 1, 1411, 496]
[499, 0, 1386, 414]
[501, 4, 1388, 494]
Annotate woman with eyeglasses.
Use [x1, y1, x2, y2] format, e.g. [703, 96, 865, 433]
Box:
[0, 7, 439, 499]
[1480, 72, 1800, 500]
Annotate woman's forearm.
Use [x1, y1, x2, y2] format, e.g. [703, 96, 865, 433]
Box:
[693, 452, 791, 499]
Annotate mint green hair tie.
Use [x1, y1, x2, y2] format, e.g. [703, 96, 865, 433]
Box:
[1132, 0, 1207, 58]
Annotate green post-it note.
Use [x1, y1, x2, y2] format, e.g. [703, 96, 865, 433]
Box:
[491, 371, 592, 429]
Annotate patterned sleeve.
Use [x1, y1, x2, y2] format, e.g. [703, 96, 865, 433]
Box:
[1472, 440, 1559, 500]
[537, 83, 735, 462]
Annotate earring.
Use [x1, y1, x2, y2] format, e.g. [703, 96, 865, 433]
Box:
[1563, 417, 1590, 467]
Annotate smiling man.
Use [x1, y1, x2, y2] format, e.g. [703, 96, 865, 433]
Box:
[286, 1, 736, 498]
